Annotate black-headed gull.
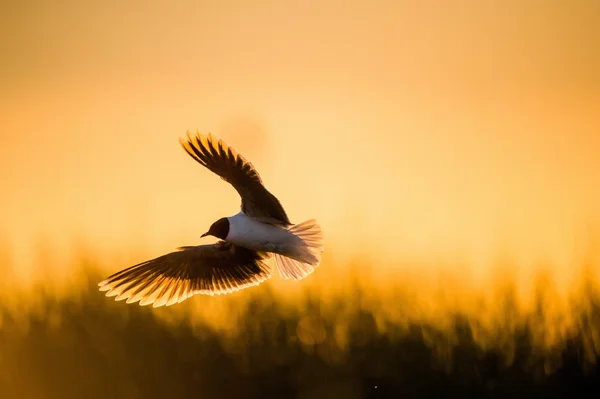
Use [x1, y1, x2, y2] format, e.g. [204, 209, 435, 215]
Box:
[98, 132, 324, 307]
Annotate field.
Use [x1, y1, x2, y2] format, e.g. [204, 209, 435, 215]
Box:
[1, 252, 599, 399]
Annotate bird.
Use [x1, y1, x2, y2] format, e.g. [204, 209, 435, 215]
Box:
[98, 131, 324, 308]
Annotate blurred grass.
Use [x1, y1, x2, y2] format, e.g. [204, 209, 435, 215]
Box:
[0, 255, 599, 399]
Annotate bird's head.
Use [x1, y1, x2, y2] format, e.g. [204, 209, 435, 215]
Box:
[201, 217, 230, 240]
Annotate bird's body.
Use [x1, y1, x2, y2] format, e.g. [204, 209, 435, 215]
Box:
[226, 212, 296, 253]
[226, 212, 320, 265]
[98, 131, 324, 307]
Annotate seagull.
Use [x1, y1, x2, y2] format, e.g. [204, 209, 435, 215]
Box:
[98, 131, 324, 308]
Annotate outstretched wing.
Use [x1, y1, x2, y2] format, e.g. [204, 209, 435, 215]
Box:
[179, 131, 291, 225]
[98, 242, 272, 307]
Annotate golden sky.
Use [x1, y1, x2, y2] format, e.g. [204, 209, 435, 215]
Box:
[1, 0, 599, 288]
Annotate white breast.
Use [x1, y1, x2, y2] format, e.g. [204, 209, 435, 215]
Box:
[226, 212, 298, 252]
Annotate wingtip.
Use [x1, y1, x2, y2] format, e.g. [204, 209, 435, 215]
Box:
[98, 279, 111, 290]
[181, 131, 220, 153]
[181, 130, 213, 141]
[178, 132, 191, 152]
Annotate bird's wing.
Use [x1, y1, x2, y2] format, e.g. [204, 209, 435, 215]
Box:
[98, 242, 272, 307]
[179, 131, 291, 225]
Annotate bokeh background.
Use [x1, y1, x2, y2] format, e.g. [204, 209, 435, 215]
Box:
[1, 1, 599, 398]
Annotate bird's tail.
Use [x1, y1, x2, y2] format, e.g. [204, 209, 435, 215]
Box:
[274, 219, 324, 280]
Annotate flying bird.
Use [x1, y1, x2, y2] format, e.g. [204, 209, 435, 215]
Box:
[98, 132, 324, 307]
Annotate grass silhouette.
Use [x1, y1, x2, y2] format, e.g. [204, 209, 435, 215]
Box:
[0, 257, 599, 399]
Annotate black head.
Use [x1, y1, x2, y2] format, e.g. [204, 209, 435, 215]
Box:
[202, 217, 230, 240]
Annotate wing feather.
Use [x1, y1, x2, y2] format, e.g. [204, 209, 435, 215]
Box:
[179, 131, 291, 225]
[98, 242, 272, 307]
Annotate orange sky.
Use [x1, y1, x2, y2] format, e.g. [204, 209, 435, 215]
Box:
[1, 0, 599, 288]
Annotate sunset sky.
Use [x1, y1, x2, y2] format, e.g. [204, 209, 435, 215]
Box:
[1, 0, 599, 290]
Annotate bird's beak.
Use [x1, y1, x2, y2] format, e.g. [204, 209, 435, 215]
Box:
[201, 232, 209, 238]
